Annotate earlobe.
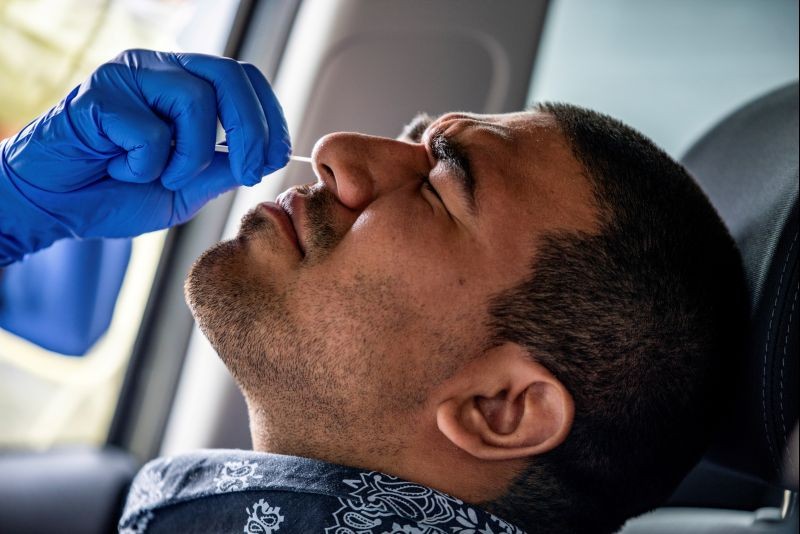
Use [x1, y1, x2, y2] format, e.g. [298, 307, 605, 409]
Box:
[435, 344, 574, 461]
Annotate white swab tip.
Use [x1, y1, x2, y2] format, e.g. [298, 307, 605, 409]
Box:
[213, 144, 311, 163]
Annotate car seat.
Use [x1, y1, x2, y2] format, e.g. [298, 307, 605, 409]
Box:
[620, 82, 798, 532]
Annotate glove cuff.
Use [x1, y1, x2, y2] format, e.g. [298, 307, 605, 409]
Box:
[0, 137, 71, 265]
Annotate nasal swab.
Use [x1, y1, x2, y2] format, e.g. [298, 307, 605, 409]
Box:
[212, 143, 311, 163]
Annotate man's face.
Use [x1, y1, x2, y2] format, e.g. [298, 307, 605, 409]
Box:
[185, 110, 597, 459]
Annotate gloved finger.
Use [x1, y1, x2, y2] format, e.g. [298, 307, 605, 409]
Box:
[100, 104, 172, 183]
[174, 53, 268, 187]
[171, 152, 239, 225]
[56, 154, 238, 236]
[139, 70, 218, 191]
[239, 62, 291, 174]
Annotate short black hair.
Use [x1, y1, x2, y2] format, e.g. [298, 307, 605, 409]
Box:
[482, 103, 747, 534]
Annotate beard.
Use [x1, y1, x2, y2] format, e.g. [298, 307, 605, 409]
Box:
[184, 184, 341, 392]
[183, 185, 401, 458]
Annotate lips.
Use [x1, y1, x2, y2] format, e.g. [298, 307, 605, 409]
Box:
[258, 200, 304, 256]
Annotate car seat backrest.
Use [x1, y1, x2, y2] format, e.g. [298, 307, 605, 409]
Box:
[681, 82, 799, 490]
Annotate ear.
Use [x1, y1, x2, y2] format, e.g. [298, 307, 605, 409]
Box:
[436, 343, 574, 461]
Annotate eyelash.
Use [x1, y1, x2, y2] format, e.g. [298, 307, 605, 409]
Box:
[422, 175, 443, 203]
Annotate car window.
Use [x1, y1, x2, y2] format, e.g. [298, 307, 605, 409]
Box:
[0, 0, 241, 450]
[528, 0, 799, 158]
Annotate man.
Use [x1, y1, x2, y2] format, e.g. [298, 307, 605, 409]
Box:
[119, 105, 745, 533]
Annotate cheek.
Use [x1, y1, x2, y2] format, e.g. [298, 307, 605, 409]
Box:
[282, 206, 492, 401]
[290, 200, 491, 332]
[287, 255, 486, 405]
[333, 249, 484, 350]
[340, 206, 475, 293]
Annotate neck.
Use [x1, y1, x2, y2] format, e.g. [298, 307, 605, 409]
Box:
[248, 400, 517, 505]
[246, 399, 404, 471]
[392, 419, 522, 504]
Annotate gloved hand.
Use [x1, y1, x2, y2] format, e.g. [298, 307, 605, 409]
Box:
[0, 49, 290, 265]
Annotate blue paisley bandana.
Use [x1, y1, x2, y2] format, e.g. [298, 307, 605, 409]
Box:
[118, 449, 526, 534]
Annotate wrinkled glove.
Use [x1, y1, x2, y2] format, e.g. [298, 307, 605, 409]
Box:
[0, 49, 291, 265]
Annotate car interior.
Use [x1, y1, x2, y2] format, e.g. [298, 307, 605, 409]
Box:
[0, 1, 797, 532]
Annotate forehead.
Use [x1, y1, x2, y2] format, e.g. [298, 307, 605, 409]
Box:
[438, 110, 599, 236]
[402, 109, 556, 142]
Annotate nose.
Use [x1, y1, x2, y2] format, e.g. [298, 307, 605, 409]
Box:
[311, 132, 431, 211]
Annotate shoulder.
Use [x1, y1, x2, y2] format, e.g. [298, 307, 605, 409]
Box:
[118, 449, 358, 532]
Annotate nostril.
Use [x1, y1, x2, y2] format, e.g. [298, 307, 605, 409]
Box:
[318, 163, 338, 194]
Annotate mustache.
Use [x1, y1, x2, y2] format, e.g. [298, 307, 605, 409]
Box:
[302, 183, 343, 259]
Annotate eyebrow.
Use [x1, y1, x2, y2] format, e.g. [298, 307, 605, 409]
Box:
[401, 113, 479, 216]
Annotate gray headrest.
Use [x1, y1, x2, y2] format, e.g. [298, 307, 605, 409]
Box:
[681, 82, 799, 489]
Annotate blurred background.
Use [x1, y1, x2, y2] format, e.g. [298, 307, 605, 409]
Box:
[0, 0, 242, 448]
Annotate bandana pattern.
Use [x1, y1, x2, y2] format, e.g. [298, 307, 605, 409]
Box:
[118, 450, 525, 533]
[324, 471, 524, 534]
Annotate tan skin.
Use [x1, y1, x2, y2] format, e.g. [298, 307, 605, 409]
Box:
[187, 110, 599, 504]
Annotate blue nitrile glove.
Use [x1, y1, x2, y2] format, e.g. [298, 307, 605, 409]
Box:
[0, 237, 131, 355]
[0, 49, 291, 266]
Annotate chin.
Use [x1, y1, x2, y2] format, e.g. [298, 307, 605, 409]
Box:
[183, 232, 295, 385]
[184, 238, 248, 343]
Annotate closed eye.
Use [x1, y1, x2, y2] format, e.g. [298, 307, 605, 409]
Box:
[427, 133, 477, 216]
[422, 174, 443, 203]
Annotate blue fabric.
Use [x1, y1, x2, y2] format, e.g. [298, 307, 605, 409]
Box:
[119, 450, 526, 534]
[0, 49, 290, 265]
[0, 237, 130, 355]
